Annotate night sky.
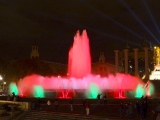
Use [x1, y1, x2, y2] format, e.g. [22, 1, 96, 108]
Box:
[0, 0, 160, 63]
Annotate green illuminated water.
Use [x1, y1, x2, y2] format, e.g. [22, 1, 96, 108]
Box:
[9, 83, 18, 95]
[33, 86, 44, 98]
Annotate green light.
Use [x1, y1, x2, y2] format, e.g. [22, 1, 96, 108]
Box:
[147, 83, 154, 96]
[135, 84, 145, 98]
[86, 83, 101, 99]
[9, 83, 18, 95]
[150, 83, 155, 95]
[33, 86, 44, 98]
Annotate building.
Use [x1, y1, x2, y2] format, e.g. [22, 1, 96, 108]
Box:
[30, 46, 116, 77]
[30, 46, 39, 59]
[92, 52, 116, 76]
[150, 46, 160, 80]
[30, 45, 67, 76]
[116, 40, 154, 79]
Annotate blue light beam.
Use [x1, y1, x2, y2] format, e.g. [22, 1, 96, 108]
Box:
[142, 0, 160, 34]
[120, 0, 160, 44]
[89, 28, 140, 46]
[56, 17, 140, 46]
[79, 0, 143, 40]
[36, 11, 140, 46]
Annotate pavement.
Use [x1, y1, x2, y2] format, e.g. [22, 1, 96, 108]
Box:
[0, 97, 159, 120]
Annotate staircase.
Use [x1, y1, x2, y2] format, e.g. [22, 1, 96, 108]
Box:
[16, 110, 115, 120]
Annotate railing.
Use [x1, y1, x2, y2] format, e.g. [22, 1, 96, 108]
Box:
[0, 100, 31, 111]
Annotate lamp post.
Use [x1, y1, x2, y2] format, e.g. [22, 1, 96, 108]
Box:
[0, 75, 3, 80]
[3, 82, 6, 90]
[0, 75, 6, 91]
[0, 75, 3, 90]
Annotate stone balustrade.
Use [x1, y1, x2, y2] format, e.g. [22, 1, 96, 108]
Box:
[0, 100, 31, 111]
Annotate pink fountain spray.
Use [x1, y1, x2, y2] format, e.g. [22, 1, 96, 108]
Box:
[68, 30, 91, 78]
[17, 30, 143, 99]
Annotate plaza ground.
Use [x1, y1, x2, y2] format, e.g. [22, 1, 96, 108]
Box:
[0, 96, 159, 119]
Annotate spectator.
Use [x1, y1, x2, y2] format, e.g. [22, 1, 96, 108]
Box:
[135, 101, 140, 116]
[47, 100, 51, 111]
[11, 92, 15, 101]
[140, 102, 145, 119]
[141, 95, 144, 103]
[144, 100, 148, 118]
[70, 98, 73, 111]
[125, 102, 133, 118]
[12, 92, 15, 98]
[97, 93, 102, 104]
[82, 99, 86, 114]
[85, 101, 90, 115]
[37, 98, 41, 110]
[144, 96, 148, 108]
[119, 103, 124, 117]
[103, 94, 107, 107]
[156, 101, 160, 112]
[31, 101, 36, 110]
[152, 100, 160, 120]
[13, 96, 17, 102]
[54, 99, 59, 111]
[128, 102, 133, 119]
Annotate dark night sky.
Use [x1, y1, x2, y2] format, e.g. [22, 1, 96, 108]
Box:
[0, 0, 160, 63]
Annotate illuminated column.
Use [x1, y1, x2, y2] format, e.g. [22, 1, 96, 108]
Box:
[144, 47, 149, 80]
[124, 49, 128, 74]
[133, 48, 139, 77]
[114, 50, 119, 73]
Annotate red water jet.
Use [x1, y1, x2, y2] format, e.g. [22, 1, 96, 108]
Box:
[68, 30, 91, 78]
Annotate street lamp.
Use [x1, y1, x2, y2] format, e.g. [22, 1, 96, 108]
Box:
[3, 82, 6, 90]
[0, 75, 3, 90]
[0, 75, 3, 80]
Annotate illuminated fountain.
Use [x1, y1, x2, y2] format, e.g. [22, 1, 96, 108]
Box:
[150, 46, 160, 80]
[68, 30, 91, 78]
[15, 30, 146, 99]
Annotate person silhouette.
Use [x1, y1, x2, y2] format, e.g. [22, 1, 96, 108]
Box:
[97, 93, 102, 104]
[103, 94, 107, 106]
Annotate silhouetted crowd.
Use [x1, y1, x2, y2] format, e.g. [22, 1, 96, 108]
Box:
[15, 93, 160, 119]
[119, 95, 149, 119]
